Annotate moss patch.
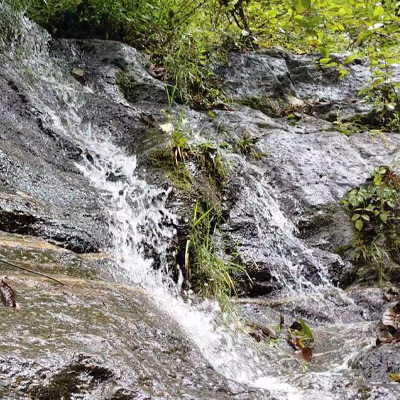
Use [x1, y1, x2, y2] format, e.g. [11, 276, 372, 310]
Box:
[239, 96, 282, 117]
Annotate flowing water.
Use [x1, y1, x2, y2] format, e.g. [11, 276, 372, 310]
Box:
[3, 12, 400, 400]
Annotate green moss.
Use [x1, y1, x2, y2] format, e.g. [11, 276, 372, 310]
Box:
[29, 363, 112, 400]
[239, 96, 281, 117]
[116, 71, 137, 102]
[148, 149, 194, 193]
[195, 141, 227, 191]
[334, 244, 353, 255]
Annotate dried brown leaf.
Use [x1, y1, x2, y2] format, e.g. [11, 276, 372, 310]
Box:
[146, 65, 166, 80]
[300, 347, 313, 362]
[0, 279, 18, 308]
[382, 305, 400, 330]
[383, 288, 399, 302]
[247, 322, 276, 342]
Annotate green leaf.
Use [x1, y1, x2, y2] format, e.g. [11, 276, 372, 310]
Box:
[343, 54, 358, 65]
[365, 204, 375, 212]
[352, 214, 361, 221]
[208, 110, 215, 118]
[355, 219, 363, 231]
[380, 213, 388, 223]
[389, 373, 400, 383]
[361, 214, 370, 221]
[319, 57, 331, 64]
[294, 0, 311, 14]
[299, 319, 313, 340]
[374, 6, 385, 18]
[356, 31, 371, 44]
[324, 62, 338, 68]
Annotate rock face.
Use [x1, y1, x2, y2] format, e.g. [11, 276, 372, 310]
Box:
[0, 233, 265, 400]
[1, 8, 400, 400]
[219, 49, 391, 120]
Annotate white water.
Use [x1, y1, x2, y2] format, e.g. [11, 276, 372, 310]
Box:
[72, 126, 304, 400]
[30, 71, 345, 400]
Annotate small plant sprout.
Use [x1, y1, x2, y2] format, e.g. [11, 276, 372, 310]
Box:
[237, 132, 254, 155]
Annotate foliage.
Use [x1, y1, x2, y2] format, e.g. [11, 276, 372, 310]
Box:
[332, 108, 361, 136]
[0, 2, 22, 48]
[196, 139, 228, 189]
[237, 132, 269, 159]
[287, 318, 314, 363]
[361, 82, 400, 132]
[6, 0, 400, 112]
[237, 132, 254, 155]
[148, 148, 194, 192]
[160, 109, 189, 167]
[342, 166, 400, 283]
[185, 201, 249, 308]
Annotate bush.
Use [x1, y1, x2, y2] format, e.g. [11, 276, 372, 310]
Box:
[342, 167, 400, 283]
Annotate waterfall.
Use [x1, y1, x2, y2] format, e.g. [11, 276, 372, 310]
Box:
[4, 11, 398, 399]
[72, 125, 304, 400]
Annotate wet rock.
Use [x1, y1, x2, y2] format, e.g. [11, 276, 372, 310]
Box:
[355, 343, 400, 384]
[2, 11, 400, 399]
[218, 50, 385, 122]
[0, 62, 108, 253]
[0, 261, 268, 399]
[52, 39, 167, 105]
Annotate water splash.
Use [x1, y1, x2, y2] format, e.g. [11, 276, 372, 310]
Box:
[73, 125, 303, 400]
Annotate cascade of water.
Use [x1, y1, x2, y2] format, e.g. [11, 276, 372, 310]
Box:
[235, 177, 335, 292]
[72, 125, 304, 400]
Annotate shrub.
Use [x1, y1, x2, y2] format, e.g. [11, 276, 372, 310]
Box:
[342, 166, 400, 283]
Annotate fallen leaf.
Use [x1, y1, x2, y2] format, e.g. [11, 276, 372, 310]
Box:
[139, 113, 156, 127]
[382, 303, 400, 330]
[247, 322, 276, 342]
[0, 279, 18, 308]
[288, 319, 314, 363]
[383, 288, 399, 302]
[300, 347, 313, 362]
[389, 373, 400, 383]
[146, 65, 166, 79]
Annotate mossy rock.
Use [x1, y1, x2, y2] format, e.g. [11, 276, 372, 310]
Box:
[239, 96, 282, 117]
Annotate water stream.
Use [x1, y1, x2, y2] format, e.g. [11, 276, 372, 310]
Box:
[69, 124, 373, 400]
[73, 128, 304, 400]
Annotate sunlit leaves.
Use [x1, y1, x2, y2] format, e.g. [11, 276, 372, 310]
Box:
[293, 0, 311, 14]
[374, 6, 385, 18]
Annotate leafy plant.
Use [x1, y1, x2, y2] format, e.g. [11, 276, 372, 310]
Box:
[196, 139, 228, 190]
[8, 0, 400, 112]
[237, 132, 254, 155]
[160, 109, 190, 168]
[0, 2, 22, 49]
[287, 318, 314, 363]
[344, 167, 399, 231]
[343, 166, 400, 283]
[332, 107, 360, 136]
[237, 132, 268, 159]
[185, 201, 250, 308]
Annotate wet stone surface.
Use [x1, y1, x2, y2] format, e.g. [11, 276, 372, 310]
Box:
[0, 234, 268, 399]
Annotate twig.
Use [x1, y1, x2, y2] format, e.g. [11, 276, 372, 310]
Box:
[0, 257, 66, 286]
